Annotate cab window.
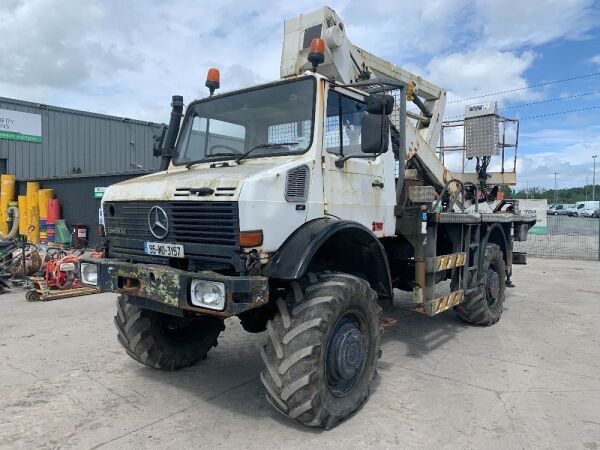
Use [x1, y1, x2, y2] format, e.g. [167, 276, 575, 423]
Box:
[325, 90, 367, 156]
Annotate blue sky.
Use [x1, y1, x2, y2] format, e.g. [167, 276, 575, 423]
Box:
[1, 0, 599, 189]
[510, 31, 600, 190]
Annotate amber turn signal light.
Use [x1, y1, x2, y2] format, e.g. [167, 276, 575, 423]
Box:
[308, 38, 325, 71]
[239, 230, 263, 247]
[205, 67, 220, 95]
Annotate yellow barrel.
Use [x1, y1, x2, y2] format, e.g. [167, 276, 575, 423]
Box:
[26, 182, 40, 243]
[0, 174, 15, 235]
[18, 196, 27, 235]
[38, 188, 53, 219]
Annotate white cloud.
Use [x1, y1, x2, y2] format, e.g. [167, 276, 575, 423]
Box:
[339, 0, 475, 59]
[427, 49, 535, 98]
[0, 1, 142, 88]
[590, 55, 600, 65]
[0, 0, 337, 120]
[517, 126, 600, 188]
[423, 48, 537, 119]
[476, 0, 599, 48]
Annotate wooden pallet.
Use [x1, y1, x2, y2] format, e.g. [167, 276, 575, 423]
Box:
[26, 276, 98, 302]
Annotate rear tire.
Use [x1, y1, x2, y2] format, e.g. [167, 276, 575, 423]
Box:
[455, 244, 505, 326]
[114, 295, 225, 370]
[260, 272, 382, 429]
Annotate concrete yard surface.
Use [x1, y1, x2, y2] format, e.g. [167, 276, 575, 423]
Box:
[1, 258, 599, 449]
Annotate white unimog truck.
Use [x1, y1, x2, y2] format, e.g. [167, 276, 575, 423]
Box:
[81, 7, 535, 429]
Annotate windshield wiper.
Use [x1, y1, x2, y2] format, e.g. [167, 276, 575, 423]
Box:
[235, 142, 298, 164]
[185, 153, 238, 169]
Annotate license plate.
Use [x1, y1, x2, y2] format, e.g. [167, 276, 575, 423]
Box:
[144, 242, 185, 258]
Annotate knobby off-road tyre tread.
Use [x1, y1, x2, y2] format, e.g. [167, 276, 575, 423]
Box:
[455, 244, 505, 326]
[260, 272, 382, 429]
[114, 295, 225, 370]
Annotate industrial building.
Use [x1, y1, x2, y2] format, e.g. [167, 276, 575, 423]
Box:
[0, 96, 163, 244]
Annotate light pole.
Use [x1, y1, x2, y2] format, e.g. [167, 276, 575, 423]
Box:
[586, 176, 589, 201]
[593, 155, 598, 202]
[554, 172, 558, 205]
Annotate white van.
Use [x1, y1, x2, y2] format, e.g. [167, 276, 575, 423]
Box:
[573, 201, 600, 217]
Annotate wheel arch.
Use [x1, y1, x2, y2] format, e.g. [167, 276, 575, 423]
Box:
[482, 223, 508, 265]
[263, 218, 393, 300]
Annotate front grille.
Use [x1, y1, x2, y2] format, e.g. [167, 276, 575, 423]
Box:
[170, 202, 238, 245]
[103, 201, 240, 268]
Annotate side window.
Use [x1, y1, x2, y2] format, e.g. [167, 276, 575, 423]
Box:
[325, 90, 367, 156]
[325, 91, 342, 154]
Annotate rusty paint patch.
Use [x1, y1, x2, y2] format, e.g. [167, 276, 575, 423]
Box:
[114, 265, 181, 307]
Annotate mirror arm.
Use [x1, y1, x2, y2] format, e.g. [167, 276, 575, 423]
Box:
[334, 153, 379, 168]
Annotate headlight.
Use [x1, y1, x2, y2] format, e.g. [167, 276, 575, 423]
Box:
[80, 263, 98, 286]
[190, 280, 225, 310]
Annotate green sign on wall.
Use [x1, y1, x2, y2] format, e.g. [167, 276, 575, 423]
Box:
[94, 187, 107, 199]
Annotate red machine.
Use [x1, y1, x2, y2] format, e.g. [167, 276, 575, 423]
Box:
[44, 255, 81, 289]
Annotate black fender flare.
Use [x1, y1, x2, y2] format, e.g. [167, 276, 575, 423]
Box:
[263, 218, 393, 300]
[481, 223, 509, 272]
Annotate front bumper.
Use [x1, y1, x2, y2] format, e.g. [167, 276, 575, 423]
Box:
[85, 258, 269, 318]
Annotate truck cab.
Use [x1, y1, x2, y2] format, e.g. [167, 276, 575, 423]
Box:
[94, 73, 396, 306]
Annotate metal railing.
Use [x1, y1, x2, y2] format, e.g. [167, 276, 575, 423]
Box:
[514, 214, 600, 261]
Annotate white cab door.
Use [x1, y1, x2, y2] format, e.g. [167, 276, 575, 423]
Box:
[322, 88, 392, 237]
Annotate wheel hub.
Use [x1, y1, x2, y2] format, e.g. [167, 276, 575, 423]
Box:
[486, 268, 500, 306]
[326, 315, 368, 396]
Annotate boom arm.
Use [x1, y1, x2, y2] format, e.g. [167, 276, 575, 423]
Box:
[281, 6, 453, 191]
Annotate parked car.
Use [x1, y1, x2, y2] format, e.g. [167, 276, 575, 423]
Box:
[549, 204, 566, 215]
[592, 209, 600, 218]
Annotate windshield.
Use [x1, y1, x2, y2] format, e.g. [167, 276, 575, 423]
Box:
[174, 77, 316, 165]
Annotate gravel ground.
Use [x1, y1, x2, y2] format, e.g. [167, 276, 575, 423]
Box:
[1, 258, 599, 449]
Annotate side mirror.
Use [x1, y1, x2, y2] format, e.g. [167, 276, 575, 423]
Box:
[361, 114, 389, 154]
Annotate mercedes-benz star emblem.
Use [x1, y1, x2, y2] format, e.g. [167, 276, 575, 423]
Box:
[148, 206, 169, 239]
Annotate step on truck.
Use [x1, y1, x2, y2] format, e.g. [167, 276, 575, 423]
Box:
[80, 7, 536, 429]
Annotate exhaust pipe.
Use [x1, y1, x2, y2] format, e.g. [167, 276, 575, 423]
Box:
[159, 95, 184, 170]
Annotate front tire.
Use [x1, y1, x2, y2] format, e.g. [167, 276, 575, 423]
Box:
[114, 295, 225, 370]
[260, 272, 382, 429]
[455, 244, 505, 326]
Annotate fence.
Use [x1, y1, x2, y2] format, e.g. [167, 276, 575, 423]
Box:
[514, 214, 600, 261]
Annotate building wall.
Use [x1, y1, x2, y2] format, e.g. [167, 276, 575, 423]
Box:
[0, 96, 164, 180]
[17, 173, 151, 246]
[0, 96, 165, 246]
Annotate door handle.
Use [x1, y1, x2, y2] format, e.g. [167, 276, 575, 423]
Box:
[372, 180, 384, 189]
